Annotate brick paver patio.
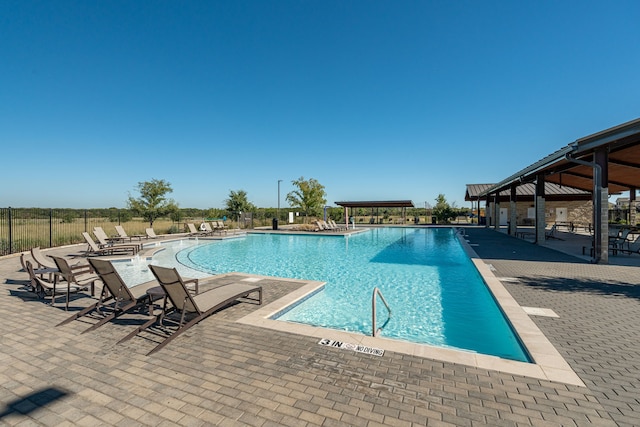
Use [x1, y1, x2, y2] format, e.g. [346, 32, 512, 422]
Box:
[1, 228, 639, 426]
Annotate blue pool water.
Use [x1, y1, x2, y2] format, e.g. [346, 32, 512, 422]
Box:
[174, 228, 530, 362]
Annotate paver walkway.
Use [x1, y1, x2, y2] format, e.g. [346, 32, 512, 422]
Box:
[0, 228, 639, 426]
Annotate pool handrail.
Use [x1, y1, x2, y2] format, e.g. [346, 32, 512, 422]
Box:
[372, 287, 392, 337]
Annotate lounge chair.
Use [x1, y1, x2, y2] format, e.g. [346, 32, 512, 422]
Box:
[610, 228, 632, 252]
[201, 222, 216, 236]
[93, 226, 125, 244]
[93, 227, 141, 253]
[83, 232, 137, 256]
[51, 256, 97, 309]
[20, 252, 56, 282]
[214, 220, 228, 232]
[31, 246, 88, 272]
[126, 264, 262, 355]
[115, 225, 144, 243]
[619, 234, 640, 255]
[187, 223, 208, 237]
[145, 228, 159, 239]
[25, 260, 88, 307]
[320, 220, 338, 231]
[330, 220, 346, 231]
[30, 246, 62, 270]
[545, 224, 563, 240]
[314, 220, 328, 232]
[206, 221, 227, 235]
[56, 258, 152, 332]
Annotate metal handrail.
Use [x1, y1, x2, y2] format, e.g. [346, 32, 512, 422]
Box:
[372, 287, 392, 337]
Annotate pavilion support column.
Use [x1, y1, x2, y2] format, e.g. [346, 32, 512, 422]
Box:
[344, 207, 349, 228]
[509, 184, 518, 236]
[535, 175, 546, 244]
[493, 193, 500, 231]
[595, 149, 609, 264]
[629, 188, 637, 227]
[486, 199, 492, 227]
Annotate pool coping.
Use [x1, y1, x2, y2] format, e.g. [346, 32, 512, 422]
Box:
[237, 229, 585, 387]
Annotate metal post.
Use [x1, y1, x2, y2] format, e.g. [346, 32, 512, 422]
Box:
[277, 179, 282, 221]
[8, 207, 12, 255]
[565, 152, 605, 263]
[49, 208, 53, 248]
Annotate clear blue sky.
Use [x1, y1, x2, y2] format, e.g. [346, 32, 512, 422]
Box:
[2, 1, 639, 209]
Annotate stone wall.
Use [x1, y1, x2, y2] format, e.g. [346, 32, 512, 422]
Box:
[486, 200, 592, 227]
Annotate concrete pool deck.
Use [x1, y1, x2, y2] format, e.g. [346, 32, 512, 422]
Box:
[0, 227, 639, 425]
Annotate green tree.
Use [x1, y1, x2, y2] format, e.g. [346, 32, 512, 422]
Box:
[126, 179, 179, 227]
[286, 177, 326, 222]
[225, 190, 255, 218]
[432, 194, 456, 224]
[168, 207, 183, 223]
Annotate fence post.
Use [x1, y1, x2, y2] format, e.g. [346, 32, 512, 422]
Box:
[8, 207, 13, 254]
[49, 208, 53, 248]
[84, 209, 88, 232]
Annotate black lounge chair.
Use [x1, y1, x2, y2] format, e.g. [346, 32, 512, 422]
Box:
[56, 258, 150, 332]
[123, 264, 262, 355]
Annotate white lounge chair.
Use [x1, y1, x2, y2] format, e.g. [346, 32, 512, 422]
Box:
[115, 225, 144, 242]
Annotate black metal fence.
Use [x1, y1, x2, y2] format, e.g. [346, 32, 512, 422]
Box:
[0, 207, 187, 256]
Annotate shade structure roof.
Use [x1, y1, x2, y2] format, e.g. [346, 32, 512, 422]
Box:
[466, 182, 591, 202]
[479, 118, 640, 197]
[335, 200, 415, 208]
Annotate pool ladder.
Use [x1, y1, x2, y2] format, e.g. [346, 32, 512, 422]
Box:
[372, 287, 392, 337]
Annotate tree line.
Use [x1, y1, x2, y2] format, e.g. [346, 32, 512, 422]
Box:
[123, 178, 467, 226]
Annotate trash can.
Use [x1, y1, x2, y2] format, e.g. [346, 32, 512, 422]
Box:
[414, 217, 419, 224]
[272, 218, 278, 230]
[431, 216, 436, 224]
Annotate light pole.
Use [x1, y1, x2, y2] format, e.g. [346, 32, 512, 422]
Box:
[277, 179, 283, 221]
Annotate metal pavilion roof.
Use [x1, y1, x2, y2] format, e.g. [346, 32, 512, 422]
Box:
[466, 182, 591, 201]
[334, 200, 415, 208]
[479, 118, 640, 197]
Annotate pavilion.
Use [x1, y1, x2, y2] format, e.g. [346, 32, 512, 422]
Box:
[479, 117, 640, 263]
[335, 200, 415, 226]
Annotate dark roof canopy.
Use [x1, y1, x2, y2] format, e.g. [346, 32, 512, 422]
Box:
[480, 118, 640, 197]
[466, 182, 591, 202]
[335, 200, 414, 208]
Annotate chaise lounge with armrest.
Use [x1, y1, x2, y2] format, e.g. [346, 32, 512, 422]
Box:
[93, 227, 142, 254]
[115, 225, 145, 243]
[119, 264, 262, 355]
[186, 223, 209, 237]
[31, 246, 88, 271]
[83, 232, 138, 256]
[56, 258, 153, 332]
[25, 260, 91, 307]
[51, 256, 97, 309]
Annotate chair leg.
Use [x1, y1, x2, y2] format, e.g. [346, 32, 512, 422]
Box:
[56, 288, 113, 327]
[117, 316, 159, 344]
[146, 314, 204, 356]
[81, 301, 137, 333]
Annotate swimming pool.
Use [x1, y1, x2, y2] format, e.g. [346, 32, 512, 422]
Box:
[170, 228, 529, 362]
